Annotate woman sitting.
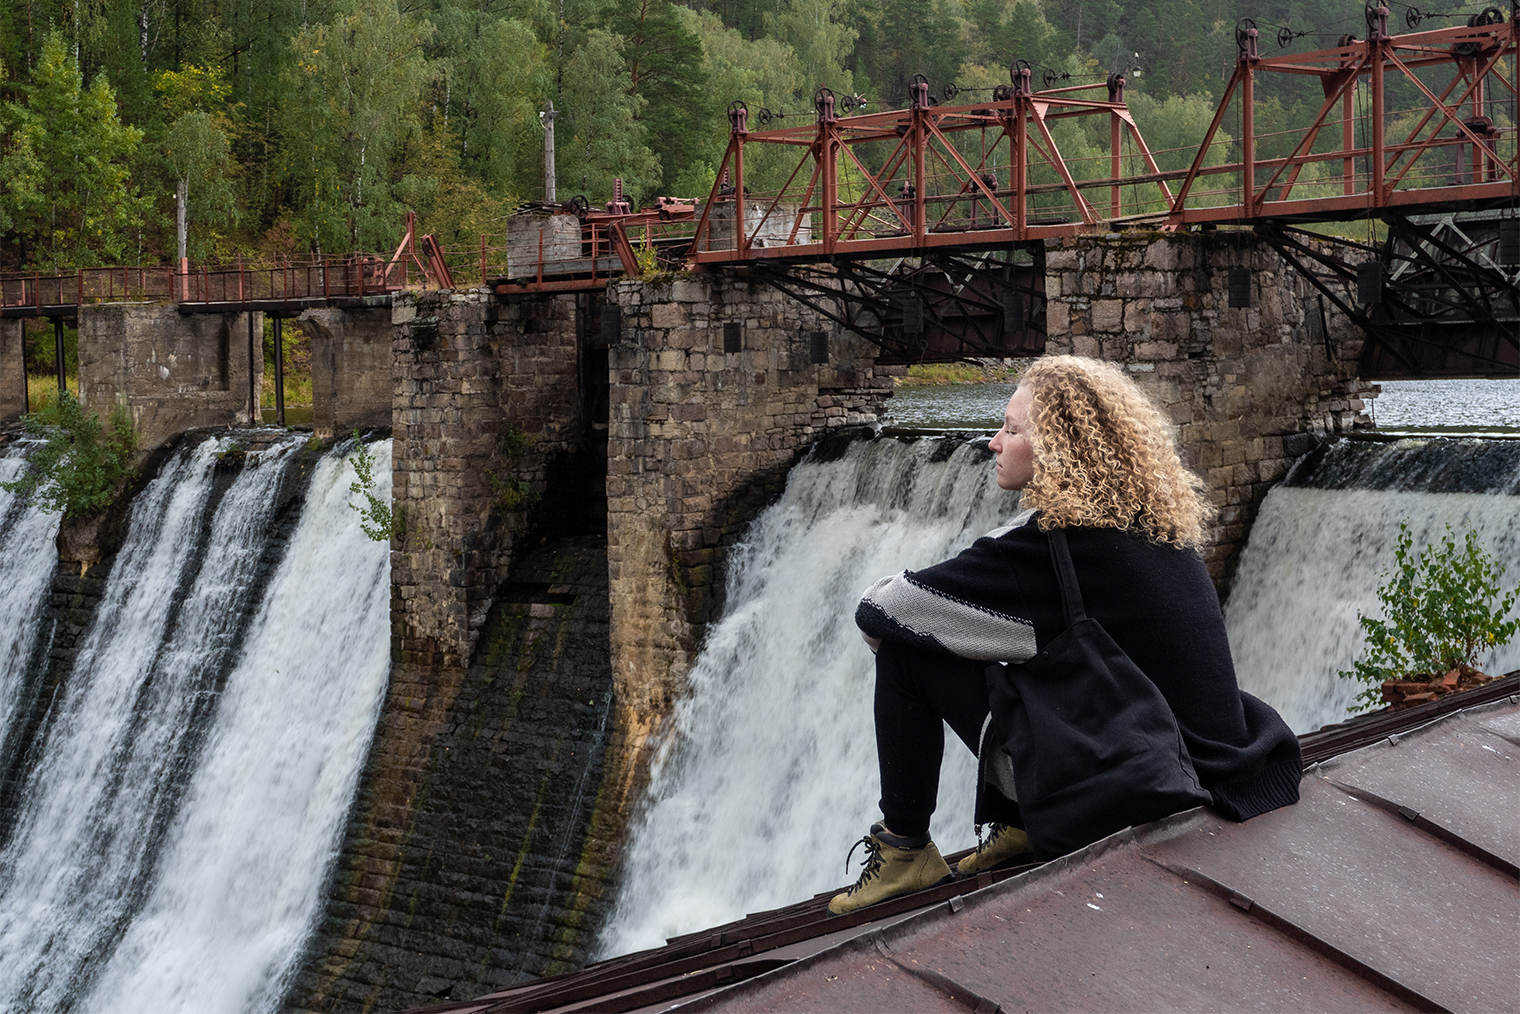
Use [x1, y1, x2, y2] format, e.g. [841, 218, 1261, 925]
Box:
[832, 355, 1301, 915]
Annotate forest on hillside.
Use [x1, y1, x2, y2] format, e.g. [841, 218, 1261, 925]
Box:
[0, 0, 1495, 270]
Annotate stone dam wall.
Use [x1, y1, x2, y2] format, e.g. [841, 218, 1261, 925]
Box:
[0, 232, 1376, 1011]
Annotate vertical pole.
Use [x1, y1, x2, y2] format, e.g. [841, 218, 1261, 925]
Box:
[274, 316, 285, 427]
[1343, 85, 1355, 196]
[54, 317, 66, 396]
[1242, 64, 1255, 215]
[734, 138, 746, 254]
[248, 312, 257, 426]
[1472, 71, 1486, 183]
[1371, 37, 1385, 204]
[913, 119, 926, 246]
[1014, 103, 1027, 242]
[1111, 112, 1122, 219]
[543, 100, 557, 202]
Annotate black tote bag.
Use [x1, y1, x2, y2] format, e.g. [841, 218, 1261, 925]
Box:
[983, 528, 1211, 859]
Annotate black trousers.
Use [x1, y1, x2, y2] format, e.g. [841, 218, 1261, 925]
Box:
[874, 640, 995, 838]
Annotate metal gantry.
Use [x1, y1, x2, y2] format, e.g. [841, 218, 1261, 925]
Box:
[688, 69, 1172, 262]
[1166, 4, 1520, 225]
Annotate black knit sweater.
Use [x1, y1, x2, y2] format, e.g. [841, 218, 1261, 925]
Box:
[856, 514, 1302, 822]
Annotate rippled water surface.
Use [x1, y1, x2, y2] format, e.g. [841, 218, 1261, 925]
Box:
[1373, 378, 1520, 432]
[884, 377, 1520, 433]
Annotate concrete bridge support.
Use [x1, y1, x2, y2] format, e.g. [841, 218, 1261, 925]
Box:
[0, 320, 24, 423]
[300, 306, 393, 438]
[77, 303, 264, 447]
[1041, 232, 1376, 590]
[604, 274, 898, 713]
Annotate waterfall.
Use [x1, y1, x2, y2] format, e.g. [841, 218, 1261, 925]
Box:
[599, 434, 1018, 957]
[1226, 436, 1520, 734]
[0, 441, 63, 769]
[0, 435, 391, 1013]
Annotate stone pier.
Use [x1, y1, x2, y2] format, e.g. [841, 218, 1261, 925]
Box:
[604, 273, 898, 712]
[300, 306, 393, 438]
[1041, 232, 1376, 588]
[77, 303, 264, 447]
[0, 320, 25, 423]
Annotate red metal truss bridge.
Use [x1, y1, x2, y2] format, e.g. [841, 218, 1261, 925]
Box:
[6, 5, 1520, 375]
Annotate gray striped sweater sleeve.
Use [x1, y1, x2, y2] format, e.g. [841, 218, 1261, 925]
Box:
[856, 572, 1037, 662]
[856, 515, 1040, 663]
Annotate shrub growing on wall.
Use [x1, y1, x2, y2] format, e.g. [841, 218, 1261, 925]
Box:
[1339, 522, 1520, 711]
[1, 392, 139, 520]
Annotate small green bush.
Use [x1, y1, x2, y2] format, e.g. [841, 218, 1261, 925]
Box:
[346, 430, 400, 542]
[1, 392, 138, 520]
[1339, 522, 1520, 712]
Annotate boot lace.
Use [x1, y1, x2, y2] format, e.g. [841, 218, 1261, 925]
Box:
[842, 835, 885, 896]
[974, 822, 1010, 855]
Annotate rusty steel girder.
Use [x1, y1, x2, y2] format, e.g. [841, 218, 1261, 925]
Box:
[1258, 215, 1520, 379]
[1164, 7, 1520, 227]
[747, 248, 1047, 364]
[688, 69, 1172, 263]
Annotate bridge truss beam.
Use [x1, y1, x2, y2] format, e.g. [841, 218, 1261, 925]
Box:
[1259, 218, 1520, 378]
[1166, 7, 1520, 227]
[745, 246, 1047, 364]
[688, 72, 1171, 264]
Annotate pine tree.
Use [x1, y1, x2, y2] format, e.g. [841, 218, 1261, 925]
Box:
[0, 31, 148, 270]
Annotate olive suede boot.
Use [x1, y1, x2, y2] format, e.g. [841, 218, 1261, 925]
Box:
[956, 822, 1035, 874]
[827, 823, 952, 915]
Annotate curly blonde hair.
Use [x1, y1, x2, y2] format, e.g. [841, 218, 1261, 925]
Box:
[1017, 356, 1213, 549]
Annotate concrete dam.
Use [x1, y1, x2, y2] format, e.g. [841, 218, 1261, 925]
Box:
[0, 231, 1404, 1011]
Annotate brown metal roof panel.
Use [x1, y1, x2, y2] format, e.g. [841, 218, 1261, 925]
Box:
[886, 851, 1424, 1013]
[1315, 705, 1520, 869]
[687, 824, 1421, 1013]
[1146, 776, 1520, 1013]
[1478, 702, 1520, 744]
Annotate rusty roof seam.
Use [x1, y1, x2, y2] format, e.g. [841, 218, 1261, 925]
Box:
[1317, 775, 1520, 880]
[872, 936, 1002, 1013]
[1136, 853, 1453, 1014]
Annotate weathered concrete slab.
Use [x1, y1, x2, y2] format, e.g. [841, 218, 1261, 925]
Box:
[300, 306, 392, 438]
[0, 319, 25, 423]
[77, 302, 263, 447]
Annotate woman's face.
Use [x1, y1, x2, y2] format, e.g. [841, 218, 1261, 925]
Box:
[989, 386, 1035, 491]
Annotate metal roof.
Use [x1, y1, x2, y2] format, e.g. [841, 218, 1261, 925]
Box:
[404, 675, 1520, 1014]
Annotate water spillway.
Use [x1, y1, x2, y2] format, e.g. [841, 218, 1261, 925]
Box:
[0, 442, 63, 777]
[599, 428, 1520, 958]
[1226, 435, 1520, 734]
[599, 434, 1018, 957]
[0, 433, 391, 1013]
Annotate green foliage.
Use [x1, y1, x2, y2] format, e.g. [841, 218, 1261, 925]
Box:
[488, 423, 538, 514]
[1, 392, 139, 521]
[562, 29, 661, 208]
[346, 429, 400, 542]
[286, 0, 436, 251]
[1338, 522, 1520, 712]
[0, 32, 148, 270]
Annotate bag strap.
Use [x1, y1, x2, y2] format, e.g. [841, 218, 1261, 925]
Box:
[1047, 528, 1088, 627]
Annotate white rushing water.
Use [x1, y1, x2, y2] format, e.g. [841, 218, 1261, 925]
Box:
[599, 436, 1018, 957]
[0, 435, 392, 1013]
[0, 442, 63, 762]
[1226, 441, 1520, 735]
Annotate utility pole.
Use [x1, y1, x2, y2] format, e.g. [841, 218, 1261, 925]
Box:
[542, 100, 557, 202]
